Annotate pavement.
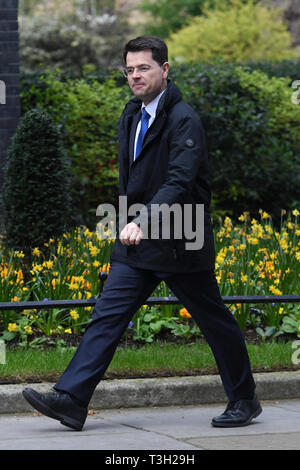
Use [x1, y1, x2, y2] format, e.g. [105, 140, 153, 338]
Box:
[0, 371, 299, 451]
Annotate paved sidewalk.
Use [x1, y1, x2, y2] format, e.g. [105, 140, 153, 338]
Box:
[0, 371, 299, 451]
[0, 399, 300, 450]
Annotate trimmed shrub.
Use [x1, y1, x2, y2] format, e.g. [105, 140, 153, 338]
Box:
[167, 0, 298, 63]
[2, 108, 72, 258]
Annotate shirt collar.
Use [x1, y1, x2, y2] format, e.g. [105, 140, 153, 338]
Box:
[142, 89, 166, 120]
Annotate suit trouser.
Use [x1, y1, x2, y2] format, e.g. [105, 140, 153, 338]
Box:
[54, 261, 256, 406]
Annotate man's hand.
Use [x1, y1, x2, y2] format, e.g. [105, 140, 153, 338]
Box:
[120, 222, 144, 246]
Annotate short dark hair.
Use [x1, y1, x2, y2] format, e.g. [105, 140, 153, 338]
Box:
[123, 36, 168, 65]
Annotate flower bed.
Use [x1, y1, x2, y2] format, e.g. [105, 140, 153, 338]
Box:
[0, 210, 299, 347]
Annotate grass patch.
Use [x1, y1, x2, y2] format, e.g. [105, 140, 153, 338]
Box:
[0, 340, 298, 384]
[0, 348, 75, 384]
[109, 340, 299, 377]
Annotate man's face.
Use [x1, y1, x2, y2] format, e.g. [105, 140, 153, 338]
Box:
[125, 50, 169, 105]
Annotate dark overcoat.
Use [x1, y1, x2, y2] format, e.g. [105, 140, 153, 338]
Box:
[110, 80, 215, 272]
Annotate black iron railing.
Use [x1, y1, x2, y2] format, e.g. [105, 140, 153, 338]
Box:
[0, 272, 299, 312]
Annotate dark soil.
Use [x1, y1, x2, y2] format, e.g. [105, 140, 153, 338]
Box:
[5, 324, 293, 351]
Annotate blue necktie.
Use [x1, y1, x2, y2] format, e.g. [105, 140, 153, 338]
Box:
[135, 108, 150, 160]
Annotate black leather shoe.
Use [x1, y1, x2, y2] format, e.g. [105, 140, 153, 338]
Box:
[211, 394, 262, 428]
[22, 387, 88, 431]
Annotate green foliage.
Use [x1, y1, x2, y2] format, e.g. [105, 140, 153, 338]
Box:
[235, 67, 300, 141]
[255, 325, 281, 342]
[2, 108, 72, 256]
[19, 0, 115, 16]
[20, 58, 300, 223]
[19, 8, 130, 74]
[244, 59, 300, 84]
[170, 61, 300, 219]
[168, 0, 298, 63]
[20, 66, 110, 116]
[137, 0, 255, 39]
[280, 313, 300, 338]
[138, 0, 214, 38]
[23, 72, 131, 227]
[131, 306, 201, 343]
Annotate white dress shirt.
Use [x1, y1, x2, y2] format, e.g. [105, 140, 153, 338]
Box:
[133, 89, 166, 161]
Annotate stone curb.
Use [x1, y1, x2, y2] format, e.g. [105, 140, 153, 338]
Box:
[0, 371, 299, 414]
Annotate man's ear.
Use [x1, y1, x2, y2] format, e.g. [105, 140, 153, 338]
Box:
[162, 62, 170, 79]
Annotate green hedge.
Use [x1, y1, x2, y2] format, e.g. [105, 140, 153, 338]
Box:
[243, 59, 300, 84]
[20, 60, 300, 226]
[170, 61, 300, 220]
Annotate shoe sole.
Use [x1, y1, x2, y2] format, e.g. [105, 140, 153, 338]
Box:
[211, 406, 262, 428]
[22, 389, 83, 431]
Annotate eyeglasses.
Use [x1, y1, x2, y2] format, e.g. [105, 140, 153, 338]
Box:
[122, 65, 153, 78]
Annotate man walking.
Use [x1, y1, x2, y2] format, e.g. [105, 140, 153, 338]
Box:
[23, 36, 262, 431]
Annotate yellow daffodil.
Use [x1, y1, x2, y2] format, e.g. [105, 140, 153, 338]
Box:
[259, 209, 270, 219]
[70, 310, 79, 321]
[248, 237, 258, 245]
[8, 323, 18, 332]
[84, 228, 92, 238]
[269, 285, 282, 295]
[24, 325, 33, 335]
[265, 225, 273, 234]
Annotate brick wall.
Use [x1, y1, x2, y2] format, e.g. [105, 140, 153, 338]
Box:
[0, 0, 20, 224]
